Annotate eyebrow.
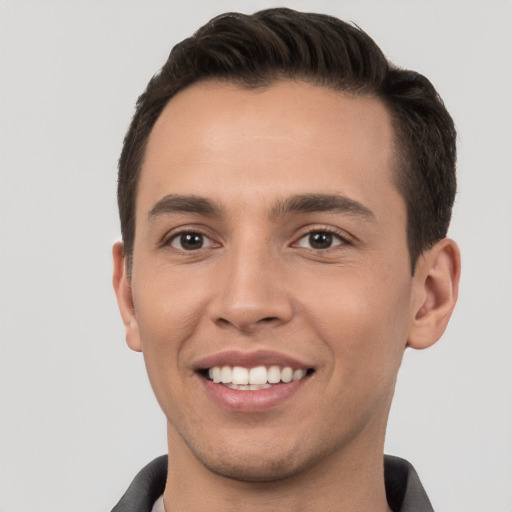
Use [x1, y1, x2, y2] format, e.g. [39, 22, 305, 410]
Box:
[148, 194, 222, 219]
[270, 193, 375, 220]
[147, 193, 375, 222]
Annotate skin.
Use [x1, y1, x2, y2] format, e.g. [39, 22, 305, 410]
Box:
[113, 80, 460, 512]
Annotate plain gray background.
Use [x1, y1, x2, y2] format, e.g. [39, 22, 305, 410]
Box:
[1, 1, 511, 511]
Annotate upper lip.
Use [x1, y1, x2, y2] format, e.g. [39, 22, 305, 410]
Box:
[193, 349, 312, 371]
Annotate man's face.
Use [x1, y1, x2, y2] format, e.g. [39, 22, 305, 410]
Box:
[119, 80, 422, 480]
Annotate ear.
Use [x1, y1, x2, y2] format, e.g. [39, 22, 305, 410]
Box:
[112, 241, 142, 352]
[407, 238, 461, 350]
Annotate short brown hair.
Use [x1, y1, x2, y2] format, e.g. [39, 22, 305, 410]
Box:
[118, 8, 456, 273]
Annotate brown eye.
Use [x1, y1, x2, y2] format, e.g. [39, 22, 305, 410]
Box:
[296, 231, 345, 250]
[170, 232, 213, 251]
[309, 232, 333, 249]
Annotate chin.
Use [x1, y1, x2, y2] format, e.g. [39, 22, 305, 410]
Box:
[184, 433, 325, 483]
[201, 453, 305, 483]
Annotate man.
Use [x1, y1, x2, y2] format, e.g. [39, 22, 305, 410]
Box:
[111, 8, 460, 512]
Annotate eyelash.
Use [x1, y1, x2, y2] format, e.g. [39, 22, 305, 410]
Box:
[292, 227, 350, 251]
[164, 229, 218, 252]
[163, 226, 352, 253]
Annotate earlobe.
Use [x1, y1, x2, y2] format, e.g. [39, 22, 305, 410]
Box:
[112, 241, 142, 352]
[407, 238, 461, 350]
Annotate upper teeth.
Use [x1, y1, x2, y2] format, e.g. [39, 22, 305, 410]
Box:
[208, 365, 307, 385]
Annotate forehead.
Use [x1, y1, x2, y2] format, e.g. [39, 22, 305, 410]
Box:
[138, 80, 400, 219]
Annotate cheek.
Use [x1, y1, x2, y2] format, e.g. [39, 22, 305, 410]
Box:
[133, 261, 207, 346]
[132, 285, 203, 421]
[130, 266, 210, 400]
[302, 266, 412, 375]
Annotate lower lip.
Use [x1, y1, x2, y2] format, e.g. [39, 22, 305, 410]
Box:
[200, 376, 309, 412]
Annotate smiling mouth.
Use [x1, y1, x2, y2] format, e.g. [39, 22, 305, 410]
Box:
[199, 365, 315, 391]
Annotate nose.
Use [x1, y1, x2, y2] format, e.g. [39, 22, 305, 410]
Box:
[208, 243, 294, 333]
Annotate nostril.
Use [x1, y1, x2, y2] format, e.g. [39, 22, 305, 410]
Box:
[260, 316, 278, 323]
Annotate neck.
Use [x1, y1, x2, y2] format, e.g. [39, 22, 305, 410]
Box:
[163, 425, 392, 512]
